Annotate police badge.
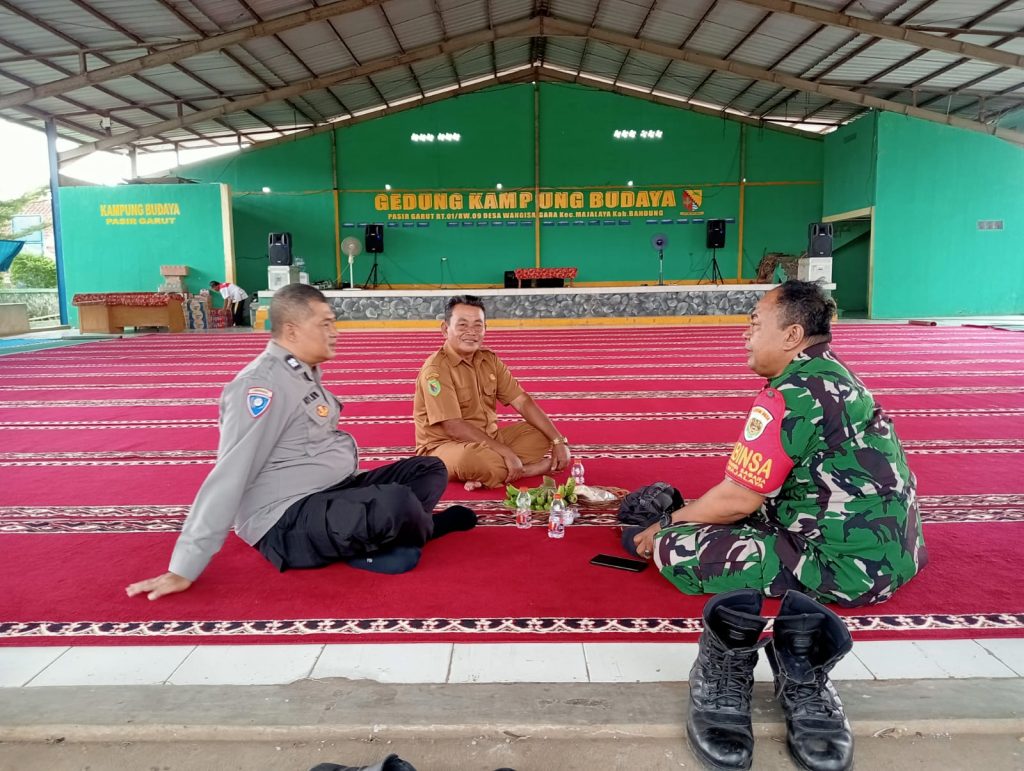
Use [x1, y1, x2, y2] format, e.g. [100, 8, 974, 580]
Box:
[246, 387, 272, 418]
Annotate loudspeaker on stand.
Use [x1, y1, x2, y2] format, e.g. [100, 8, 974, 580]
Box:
[706, 219, 726, 250]
[365, 224, 384, 254]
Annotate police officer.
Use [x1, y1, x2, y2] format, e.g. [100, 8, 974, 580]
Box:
[413, 295, 571, 491]
[630, 280, 927, 607]
[127, 284, 475, 601]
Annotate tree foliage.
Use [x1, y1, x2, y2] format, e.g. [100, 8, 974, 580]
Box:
[9, 252, 57, 288]
[1, 186, 50, 240]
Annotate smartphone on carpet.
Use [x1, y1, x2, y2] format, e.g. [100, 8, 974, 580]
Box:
[590, 553, 648, 572]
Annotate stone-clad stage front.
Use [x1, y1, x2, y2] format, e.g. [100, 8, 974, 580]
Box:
[262, 284, 783, 324]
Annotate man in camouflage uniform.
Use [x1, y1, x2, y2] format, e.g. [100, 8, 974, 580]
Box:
[632, 280, 927, 607]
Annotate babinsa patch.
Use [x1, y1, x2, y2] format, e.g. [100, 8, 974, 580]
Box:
[427, 377, 441, 397]
[743, 405, 773, 441]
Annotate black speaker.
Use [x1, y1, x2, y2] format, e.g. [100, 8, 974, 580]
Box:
[808, 222, 833, 257]
[504, 270, 517, 288]
[365, 224, 384, 254]
[706, 219, 726, 249]
[268, 232, 292, 265]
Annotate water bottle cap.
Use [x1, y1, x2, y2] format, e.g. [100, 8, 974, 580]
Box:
[553, 493, 563, 499]
[519, 486, 528, 492]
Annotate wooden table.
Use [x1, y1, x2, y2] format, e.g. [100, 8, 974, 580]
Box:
[73, 293, 185, 334]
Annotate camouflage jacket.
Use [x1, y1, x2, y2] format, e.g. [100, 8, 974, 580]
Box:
[728, 341, 928, 606]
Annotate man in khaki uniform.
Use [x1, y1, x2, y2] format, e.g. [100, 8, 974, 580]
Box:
[414, 295, 571, 490]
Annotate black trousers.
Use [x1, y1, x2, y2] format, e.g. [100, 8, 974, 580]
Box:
[232, 300, 247, 326]
[256, 456, 447, 571]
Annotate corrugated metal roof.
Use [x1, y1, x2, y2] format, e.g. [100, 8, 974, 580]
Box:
[4, 0, 1024, 156]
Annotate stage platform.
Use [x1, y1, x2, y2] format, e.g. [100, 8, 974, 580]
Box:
[259, 283, 795, 326]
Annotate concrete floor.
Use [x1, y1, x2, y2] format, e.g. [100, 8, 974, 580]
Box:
[0, 679, 1022, 770]
[4, 733, 1024, 771]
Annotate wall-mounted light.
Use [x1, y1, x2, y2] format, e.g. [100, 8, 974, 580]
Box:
[613, 129, 662, 140]
[385, 184, 392, 190]
[410, 133, 436, 142]
[437, 132, 461, 142]
[626, 180, 634, 187]
[496, 183, 503, 190]
[261, 186, 271, 193]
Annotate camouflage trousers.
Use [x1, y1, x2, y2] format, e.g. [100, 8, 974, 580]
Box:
[653, 518, 802, 597]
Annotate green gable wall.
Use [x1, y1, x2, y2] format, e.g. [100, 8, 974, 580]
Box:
[178, 83, 823, 291]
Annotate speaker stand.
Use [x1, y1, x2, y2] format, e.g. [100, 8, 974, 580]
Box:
[699, 249, 725, 286]
[362, 254, 392, 290]
[657, 249, 665, 286]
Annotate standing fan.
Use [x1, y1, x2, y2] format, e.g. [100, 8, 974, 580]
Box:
[340, 236, 362, 290]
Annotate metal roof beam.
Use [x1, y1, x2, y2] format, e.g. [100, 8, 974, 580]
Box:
[753, 0, 943, 120]
[818, 80, 1024, 101]
[0, 0, 391, 111]
[732, 0, 1024, 72]
[542, 17, 1024, 145]
[803, 0, 1022, 124]
[906, 25, 1024, 39]
[59, 17, 540, 161]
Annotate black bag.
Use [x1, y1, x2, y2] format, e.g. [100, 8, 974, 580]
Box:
[617, 482, 685, 528]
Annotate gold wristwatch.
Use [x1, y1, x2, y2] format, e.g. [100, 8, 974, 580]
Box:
[550, 436, 569, 447]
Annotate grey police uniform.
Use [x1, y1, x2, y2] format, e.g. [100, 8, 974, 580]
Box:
[169, 340, 447, 580]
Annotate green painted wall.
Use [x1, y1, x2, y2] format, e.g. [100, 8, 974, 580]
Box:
[176, 134, 335, 293]
[338, 86, 535, 286]
[823, 113, 876, 217]
[872, 113, 1024, 317]
[58, 183, 231, 323]
[831, 225, 870, 315]
[178, 83, 823, 289]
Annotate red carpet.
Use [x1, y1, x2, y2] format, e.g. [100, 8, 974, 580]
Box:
[1, 325, 1022, 644]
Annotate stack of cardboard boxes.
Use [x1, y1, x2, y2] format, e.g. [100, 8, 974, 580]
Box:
[183, 289, 233, 330]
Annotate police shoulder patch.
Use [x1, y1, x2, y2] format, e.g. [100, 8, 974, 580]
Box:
[246, 386, 273, 418]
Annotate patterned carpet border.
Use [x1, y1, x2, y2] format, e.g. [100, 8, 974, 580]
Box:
[3, 613, 1023, 640]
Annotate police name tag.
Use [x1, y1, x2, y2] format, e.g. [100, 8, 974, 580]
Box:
[247, 387, 273, 418]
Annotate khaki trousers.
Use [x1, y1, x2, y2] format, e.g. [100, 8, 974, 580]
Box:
[425, 422, 551, 488]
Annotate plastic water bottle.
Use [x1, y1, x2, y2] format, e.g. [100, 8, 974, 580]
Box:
[570, 459, 586, 486]
[515, 487, 532, 529]
[548, 493, 566, 539]
[564, 503, 579, 526]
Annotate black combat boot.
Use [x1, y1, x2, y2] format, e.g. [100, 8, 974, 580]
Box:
[687, 589, 769, 771]
[766, 591, 854, 771]
[310, 755, 417, 771]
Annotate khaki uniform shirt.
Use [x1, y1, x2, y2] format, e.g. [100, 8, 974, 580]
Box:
[413, 345, 525, 453]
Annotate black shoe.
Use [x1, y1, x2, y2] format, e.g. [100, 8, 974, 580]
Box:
[310, 754, 417, 771]
[766, 591, 854, 771]
[687, 589, 768, 770]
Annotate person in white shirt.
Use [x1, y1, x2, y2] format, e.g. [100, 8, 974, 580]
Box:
[210, 280, 249, 326]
